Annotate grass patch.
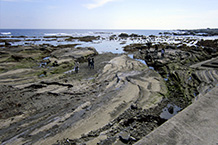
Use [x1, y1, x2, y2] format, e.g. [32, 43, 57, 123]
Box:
[50, 63, 74, 74]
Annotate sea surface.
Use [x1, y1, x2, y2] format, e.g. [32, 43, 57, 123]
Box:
[0, 29, 216, 54]
[0, 29, 167, 53]
[0, 29, 165, 37]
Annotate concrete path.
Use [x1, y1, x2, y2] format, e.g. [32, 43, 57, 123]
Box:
[135, 85, 218, 145]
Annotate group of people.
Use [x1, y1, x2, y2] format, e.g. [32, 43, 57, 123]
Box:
[74, 57, 95, 73]
[88, 57, 95, 69]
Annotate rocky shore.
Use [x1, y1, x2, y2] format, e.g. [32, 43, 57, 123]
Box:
[160, 28, 218, 36]
[0, 32, 218, 145]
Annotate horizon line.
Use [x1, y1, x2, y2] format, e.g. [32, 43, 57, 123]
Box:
[1, 27, 217, 30]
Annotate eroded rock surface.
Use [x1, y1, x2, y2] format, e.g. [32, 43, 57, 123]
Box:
[1, 36, 218, 145]
[0, 48, 168, 145]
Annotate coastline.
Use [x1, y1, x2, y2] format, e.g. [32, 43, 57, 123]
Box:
[0, 30, 218, 144]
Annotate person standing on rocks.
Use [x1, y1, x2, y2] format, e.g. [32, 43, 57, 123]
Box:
[161, 48, 165, 58]
[75, 61, 79, 73]
[87, 57, 91, 67]
[90, 57, 94, 69]
[155, 45, 158, 56]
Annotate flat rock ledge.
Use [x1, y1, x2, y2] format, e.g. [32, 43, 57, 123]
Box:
[32, 55, 167, 145]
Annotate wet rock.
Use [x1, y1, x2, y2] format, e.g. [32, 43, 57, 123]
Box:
[123, 43, 146, 52]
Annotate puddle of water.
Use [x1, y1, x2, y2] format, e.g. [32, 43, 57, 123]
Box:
[164, 78, 168, 81]
[160, 103, 182, 120]
[87, 77, 94, 80]
[136, 59, 147, 65]
[39, 74, 46, 77]
[43, 56, 50, 60]
[149, 66, 154, 70]
[39, 57, 51, 68]
[164, 74, 169, 81]
[128, 54, 147, 65]
[64, 69, 75, 74]
[77, 40, 125, 54]
[188, 76, 192, 81]
[128, 54, 134, 59]
[39, 62, 47, 68]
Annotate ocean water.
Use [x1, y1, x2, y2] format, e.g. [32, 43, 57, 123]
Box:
[0, 29, 167, 53]
[1, 29, 216, 54]
[0, 29, 164, 37]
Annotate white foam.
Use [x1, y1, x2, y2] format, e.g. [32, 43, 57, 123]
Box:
[1, 32, 11, 35]
[44, 33, 72, 36]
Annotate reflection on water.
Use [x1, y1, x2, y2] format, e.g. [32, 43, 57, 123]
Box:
[64, 69, 75, 74]
[77, 40, 126, 54]
[128, 54, 147, 65]
[43, 56, 50, 60]
[160, 103, 182, 120]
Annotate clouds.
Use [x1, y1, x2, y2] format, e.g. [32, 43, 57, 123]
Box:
[84, 0, 120, 9]
[1, 0, 217, 29]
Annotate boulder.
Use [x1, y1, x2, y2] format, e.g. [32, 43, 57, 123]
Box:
[119, 131, 130, 143]
[118, 33, 129, 37]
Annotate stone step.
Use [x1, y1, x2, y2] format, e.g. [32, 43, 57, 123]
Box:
[209, 70, 218, 83]
[205, 70, 214, 83]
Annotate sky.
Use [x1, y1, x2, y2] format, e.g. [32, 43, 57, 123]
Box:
[0, 0, 218, 29]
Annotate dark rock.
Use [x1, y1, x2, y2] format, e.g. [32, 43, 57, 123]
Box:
[204, 47, 217, 54]
[24, 84, 47, 89]
[52, 61, 59, 67]
[129, 33, 141, 37]
[168, 106, 174, 114]
[11, 55, 25, 61]
[5, 42, 11, 46]
[17, 103, 22, 107]
[146, 42, 152, 49]
[113, 140, 126, 145]
[131, 104, 138, 110]
[11, 35, 27, 38]
[119, 131, 130, 143]
[119, 33, 129, 37]
[40, 81, 73, 88]
[166, 45, 176, 49]
[123, 43, 146, 52]
[65, 36, 99, 42]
